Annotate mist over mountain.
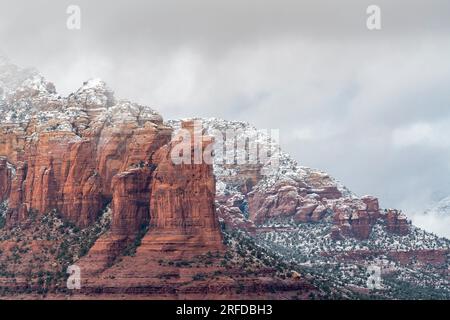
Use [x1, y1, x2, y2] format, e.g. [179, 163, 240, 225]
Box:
[0, 58, 448, 299]
[3, 0, 450, 238]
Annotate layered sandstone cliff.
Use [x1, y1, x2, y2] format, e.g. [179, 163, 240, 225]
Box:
[0, 60, 225, 274]
[0, 60, 448, 299]
[0, 157, 12, 202]
[77, 121, 224, 277]
[0, 68, 173, 227]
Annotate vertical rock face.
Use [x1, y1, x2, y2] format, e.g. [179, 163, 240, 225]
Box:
[362, 195, 379, 212]
[75, 173, 145, 274]
[330, 196, 382, 240]
[77, 120, 223, 275]
[0, 128, 26, 164]
[385, 209, 409, 235]
[110, 167, 154, 236]
[61, 139, 103, 226]
[0, 157, 12, 201]
[15, 132, 81, 222]
[140, 120, 224, 254]
[6, 161, 27, 224]
[76, 166, 158, 274]
[0, 72, 172, 228]
[92, 122, 171, 198]
[4, 124, 173, 227]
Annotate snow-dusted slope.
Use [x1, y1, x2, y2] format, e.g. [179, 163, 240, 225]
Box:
[0, 57, 41, 98]
[425, 197, 450, 216]
[167, 117, 355, 199]
[167, 117, 450, 298]
[0, 58, 162, 133]
[411, 197, 450, 239]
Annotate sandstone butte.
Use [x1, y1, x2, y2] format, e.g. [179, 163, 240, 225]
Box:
[0, 116, 229, 294]
[0, 74, 320, 298]
[77, 121, 225, 276]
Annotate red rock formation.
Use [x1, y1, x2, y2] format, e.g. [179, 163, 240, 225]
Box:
[362, 195, 379, 212]
[293, 200, 319, 223]
[3, 118, 172, 228]
[61, 139, 103, 226]
[349, 209, 372, 239]
[92, 122, 171, 198]
[23, 132, 77, 215]
[0, 157, 12, 201]
[110, 167, 154, 236]
[77, 120, 224, 277]
[76, 167, 156, 275]
[0, 126, 26, 164]
[385, 209, 409, 235]
[141, 120, 224, 254]
[219, 164, 263, 195]
[246, 172, 344, 225]
[331, 197, 381, 240]
[329, 198, 410, 240]
[303, 171, 343, 200]
[248, 182, 305, 224]
[216, 204, 256, 233]
[388, 249, 448, 266]
[6, 161, 28, 225]
[308, 186, 342, 200]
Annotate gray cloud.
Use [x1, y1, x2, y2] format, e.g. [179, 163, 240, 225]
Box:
[1, 0, 450, 236]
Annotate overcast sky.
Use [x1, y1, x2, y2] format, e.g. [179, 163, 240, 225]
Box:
[1, 0, 450, 236]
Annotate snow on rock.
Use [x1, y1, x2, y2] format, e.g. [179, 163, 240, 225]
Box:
[425, 196, 450, 216]
[0, 59, 164, 135]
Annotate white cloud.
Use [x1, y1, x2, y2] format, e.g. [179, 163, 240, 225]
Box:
[410, 212, 450, 239]
[392, 121, 450, 148]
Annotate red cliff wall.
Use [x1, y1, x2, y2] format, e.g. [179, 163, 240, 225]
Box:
[0, 157, 12, 202]
[140, 121, 224, 254]
[4, 121, 172, 227]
